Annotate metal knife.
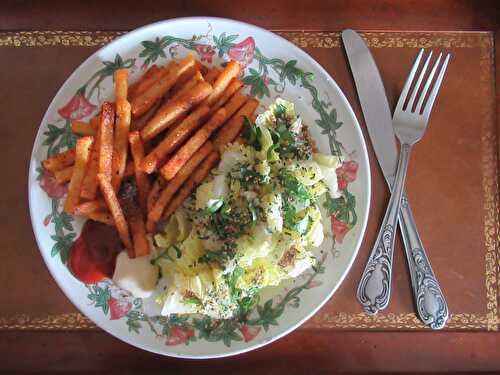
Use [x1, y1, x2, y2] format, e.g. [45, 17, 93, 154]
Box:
[341, 29, 448, 329]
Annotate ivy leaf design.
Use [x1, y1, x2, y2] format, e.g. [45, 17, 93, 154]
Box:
[253, 298, 282, 331]
[139, 37, 169, 65]
[126, 310, 143, 334]
[43, 124, 64, 148]
[87, 285, 112, 315]
[86, 54, 135, 99]
[43, 121, 79, 157]
[50, 233, 76, 264]
[193, 317, 213, 340]
[213, 32, 239, 57]
[36, 165, 44, 181]
[323, 191, 357, 226]
[206, 320, 242, 347]
[242, 68, 270, 98]
[280, 59, 301, 85]
[52, 210, 74, 233]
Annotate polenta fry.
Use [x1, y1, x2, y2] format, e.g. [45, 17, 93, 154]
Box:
[141, 105, 210, 174]
[80, 137, 100, 200]
[130, 98, 163, 131]
[129, 211, 149, 257]
[73, 199, 107, 216]
[147, 177, 166, 213]
[170, 70, 204, 101]
[203, 60, 240, 106]
[42, 148, 75, 173]
[208, 78, 243, 116]
[97, 102, 115, 182]
[64, 136, 93, 213]
[140, 80, 213, 141]
[213, 98, 259, 150]
[146, 141, 214, 231]
[161, 108, 226, 180]
[111, 99, 131, 191]
[222, 92, 247, 119]
[87, 211, 115, 226]
[97, 173, 133, 252]
[163, 150, 219, 219]
[128, 131, 151, 215]
[71, 120, 96, 136]
[203, 67, 221, 84]
[54, 165, 74, 185]
[131, 55, 195, 117]
[114, 69, 129, 101]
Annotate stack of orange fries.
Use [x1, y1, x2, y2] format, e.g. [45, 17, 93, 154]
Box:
[42, 55, 259, 257]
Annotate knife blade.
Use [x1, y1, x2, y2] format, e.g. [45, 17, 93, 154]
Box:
[341, 29, 397, 182]
[341, 29, 449, 329]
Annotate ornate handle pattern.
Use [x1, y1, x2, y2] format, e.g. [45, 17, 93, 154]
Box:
[357, 144, 411, 314]
[399, 195, 449, 329]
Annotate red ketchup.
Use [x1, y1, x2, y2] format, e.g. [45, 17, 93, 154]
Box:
[69, 220, 123, 284]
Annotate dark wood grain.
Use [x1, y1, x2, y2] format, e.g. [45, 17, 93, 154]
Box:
[0, 0, 498, 32]
[0, 330, 499, 373]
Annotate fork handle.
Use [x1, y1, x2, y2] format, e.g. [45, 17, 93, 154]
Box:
[357, 143, 411, 314]
[398, 194, 449, 329]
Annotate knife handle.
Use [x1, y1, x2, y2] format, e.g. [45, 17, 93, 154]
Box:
[357, 144, 411, 314]
[398, 194, 449, 329]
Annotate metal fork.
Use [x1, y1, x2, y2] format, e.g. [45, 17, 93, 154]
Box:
[357, 49, 451, 316]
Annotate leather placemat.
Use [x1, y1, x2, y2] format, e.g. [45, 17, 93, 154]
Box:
[0, 31, 497, 330]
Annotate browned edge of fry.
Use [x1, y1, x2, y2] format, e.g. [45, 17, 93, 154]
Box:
[129, 131, 151, 216]
[97, 173, 133, 254]
[97, 102, 115, 182]
[163, 150, 219, 219]
[213, 98, 259, 150]
[131, 55, 195, 117]
[161, 108, 227, 181]
[54, 165, 74, 185]
[64, 136, 94, 213]
[87, 211, 114, 226]
[204, 60, 241, 106]
[42, 148, 75, 173]
[140, 80, 213, 141]
[146, 141, 214, 232]
[73, 199, 107, 216]
[71, 120, 96, 136]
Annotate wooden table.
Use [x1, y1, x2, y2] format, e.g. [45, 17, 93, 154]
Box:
[1, 0, 499, 373]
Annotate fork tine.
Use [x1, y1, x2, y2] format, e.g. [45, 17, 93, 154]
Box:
[422, 53, 451, 119]
[394, 49, 424, 114]
[415, 52, 442, 113]
[406, 51, 433, 112]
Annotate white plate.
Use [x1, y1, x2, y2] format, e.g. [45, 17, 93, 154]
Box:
[28, 17, 370, 358]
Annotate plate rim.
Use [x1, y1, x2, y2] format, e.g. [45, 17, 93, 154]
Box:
[28, 16, 371, 359]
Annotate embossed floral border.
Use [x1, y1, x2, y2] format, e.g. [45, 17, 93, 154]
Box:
[1, 30, 497, 331]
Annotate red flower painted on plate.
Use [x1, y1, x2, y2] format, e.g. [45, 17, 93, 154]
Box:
[193, 43, 216, 63]
[140, 62, 149, 71]
[228, 37, 255, 68]
[39, 168, 67, 198]
[165, 326, 195, 346]
[43, 214, 52, 226]
[239, 324, 261, 342]
[108, 297, 132, 320]
[58, 92, 97, 121]
[305, 280, 323, 289]
[331, 215, 349, 244]
[336, 160, 358, 190]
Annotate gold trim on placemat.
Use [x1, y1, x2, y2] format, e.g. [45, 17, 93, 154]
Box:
[0, 31, 124, 47]
[0, 30, 497, 331]
[478, 34, 499, 331]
